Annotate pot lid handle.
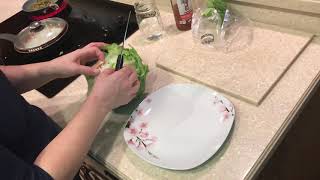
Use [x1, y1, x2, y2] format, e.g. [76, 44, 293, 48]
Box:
[29, 21, 43, 32]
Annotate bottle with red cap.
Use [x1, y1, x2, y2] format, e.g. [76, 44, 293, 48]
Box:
[170, 0, 193, 31]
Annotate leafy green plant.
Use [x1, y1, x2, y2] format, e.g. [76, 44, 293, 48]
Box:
[202, 0, 227, 22]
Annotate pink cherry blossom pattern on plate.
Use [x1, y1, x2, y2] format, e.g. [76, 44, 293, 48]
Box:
[213, 95, 235, 121]
[129, 128, 138, 136]
[125, 119, 159, 159]
[136, 108, 144, 116]
[223, 111, 229, 120]
[139, 122, 148, 129]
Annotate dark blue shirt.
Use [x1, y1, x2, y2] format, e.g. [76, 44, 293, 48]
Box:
[0, 71, 60, 180]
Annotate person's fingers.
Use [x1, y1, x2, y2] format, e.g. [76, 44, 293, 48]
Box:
[92, 60, 105, 69]
[129, 80, 140, 96]
[85, 42, 107, 48]
[116, 66, 134, 78]
[132, 79, 140, 90]
[78, 66, 100, 76]
[90, 47, 105, 61]
[95, 68, 114, 82]
[101, 68, 114, 76]
[123, 64, 135, 70]
[128, 72, 138, 84]
[78, 47, 105, 64]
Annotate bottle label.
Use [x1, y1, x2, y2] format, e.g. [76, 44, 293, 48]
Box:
[176, 0, 192, 24]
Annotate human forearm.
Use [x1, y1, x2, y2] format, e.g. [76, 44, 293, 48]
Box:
[0, 44, 104, 94]
[0, 62, 58, 93]
[33, 66, 138, 180]
[34, 95, 110, 180]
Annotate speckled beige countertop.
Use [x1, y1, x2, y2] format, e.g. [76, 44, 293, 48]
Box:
[0, 0, 24, 22]
[1, 1, 320, 180]
[155, 19, 313, 105]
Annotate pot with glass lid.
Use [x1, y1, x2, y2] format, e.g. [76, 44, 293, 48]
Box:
[0, 17, 68, 54]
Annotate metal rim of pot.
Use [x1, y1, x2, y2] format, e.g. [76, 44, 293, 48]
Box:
[19, 21, 68, 53]
[0, 17, 68, 54]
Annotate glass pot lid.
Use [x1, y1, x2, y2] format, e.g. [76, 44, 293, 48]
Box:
[15, 17, 68, 52]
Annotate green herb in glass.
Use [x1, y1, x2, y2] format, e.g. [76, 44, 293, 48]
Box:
[202, 0, 227, 23]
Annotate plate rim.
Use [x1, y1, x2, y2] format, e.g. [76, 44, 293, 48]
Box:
[123, 83, 236, 170]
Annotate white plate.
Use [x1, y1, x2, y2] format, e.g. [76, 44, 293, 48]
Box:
[123, 84, 235, 170]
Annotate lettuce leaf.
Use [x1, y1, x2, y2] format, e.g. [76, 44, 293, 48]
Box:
[86, 43, 149, 98]
[202, 0, 227, 23]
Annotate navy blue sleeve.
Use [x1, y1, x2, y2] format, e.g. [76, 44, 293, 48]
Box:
[0, 145, 53, 180]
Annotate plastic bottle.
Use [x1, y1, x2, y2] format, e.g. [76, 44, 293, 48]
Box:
[170, 0, 193, 31]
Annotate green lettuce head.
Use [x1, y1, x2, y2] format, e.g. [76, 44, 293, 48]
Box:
[85, 43, 149, 98]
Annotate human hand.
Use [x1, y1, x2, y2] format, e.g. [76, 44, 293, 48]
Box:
[88, 66, 140, 110]
[48, 42, 106, 78]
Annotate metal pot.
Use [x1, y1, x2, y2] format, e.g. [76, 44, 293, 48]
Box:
[0, 17, 68, 53]
[22, 0, 70, 21]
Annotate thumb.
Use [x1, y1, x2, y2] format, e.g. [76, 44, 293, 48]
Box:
[101, 68, 114, 76]
[78, 65, 100, 76]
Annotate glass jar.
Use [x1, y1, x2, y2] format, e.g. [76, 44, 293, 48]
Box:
[192, 8, 221, 47]
[134, 0, 164, 41]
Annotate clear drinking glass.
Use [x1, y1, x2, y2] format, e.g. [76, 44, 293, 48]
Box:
[192, 8, 221, 47]
[134, 0, 164, 41]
